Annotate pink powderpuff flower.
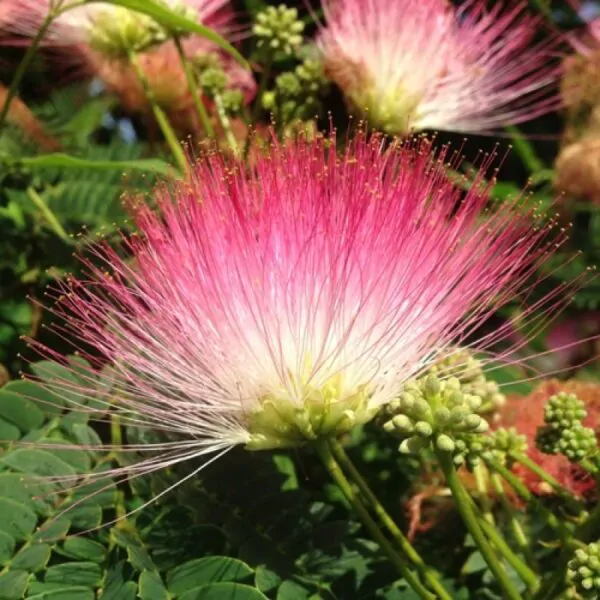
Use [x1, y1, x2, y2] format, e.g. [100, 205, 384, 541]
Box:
[2, 0, 232, 51]
[33, 131, 570, 498]
[317, 0, 560, 135]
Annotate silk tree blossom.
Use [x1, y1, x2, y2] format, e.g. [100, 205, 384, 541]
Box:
[317, 0, 560, 135]
[34, 132, 568, 486]
[2, 0, 254, 130]
[3, 0, 232, 56]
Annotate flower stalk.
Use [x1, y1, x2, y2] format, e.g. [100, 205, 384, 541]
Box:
[329, 440, 452, 600]
[127, 49, 189, 175]
[172, 36, 215, 140]
[315, 439, 435, 600]
[435, 449, 523, 600]
[490, 472, 539, 578]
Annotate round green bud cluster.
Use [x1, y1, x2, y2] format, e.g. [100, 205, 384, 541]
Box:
[253, 5, 305, 58]
[535, 425, 561, 455]
[220, 89, 244, 115]
[557, 423, 597, 462]
[568, 541, 600, 598]
[544, 392, 587, 430]
[199, 67, 229, 95]
[483, 427, 528, 466]
[381, 374, 489, 459]
[453, 434, 488, 469]
[89, 7, 167, 58]
[427, 349, 505, 412]
[536, 392, 597, 464]
[263, 59, 330, 124]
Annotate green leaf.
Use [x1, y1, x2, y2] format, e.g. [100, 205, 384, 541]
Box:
[0, 419, 21, 442]
[65, 506, 102, 531]
[26, 586, 95, 600]
[0, 531, 16, 564]
[28, 362, 82, 407]
[254, 567, 281, 594]
[272, 455, 298, 491]
[0, 569, 29, 599]
[44, 562, 102, 587]
[31, 519, 71, 543]
[276, 581, 312, 600]
[97, 0, 248, 67]
[0, 474, 50, 512]
[138, 571, 169, 600]
[60, 538, 106, 563]
[38, 440, 91, 473]
[0, 390, 45, 432]
[462, 550, 487, 575]
[112, 530, 154, 571]
[70, 425, 102, 449]
[98, 581, 137, 600]
[4, 380, 65, 417]
[178, 583, 268, 600]
[2, 449, 76, 485]
[16, 154, 173, 176]
[0, 497, 37, 540]
[11, 544, 51, 572]
[167, 557, 254, 595]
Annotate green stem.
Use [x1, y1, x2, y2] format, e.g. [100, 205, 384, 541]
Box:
[315, 440, 434, 600]
[0, 1, 85, 135]
[26, 186, 70, 242]
[474, 463, 495, 524]
[329, 440, 452, 600]
[127, 50, 189, 175]
[579, 458, 599, 475]
[435, 450, 522, 600]
[250, 58, 272, 125]
[172, 36, 215, 139]
[505, 126, 545, 174]
[511, 452, 583, 510]
[485, 458, 571, 538]
[490, 473, 536, 566]
[476, 516, 539, 594]
[214, 94, 240, 157]
[490, 473, 539, 588]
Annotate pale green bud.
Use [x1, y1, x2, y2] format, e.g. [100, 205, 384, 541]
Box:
[436, 434, 455, 452]
[414, 421, 433, 437]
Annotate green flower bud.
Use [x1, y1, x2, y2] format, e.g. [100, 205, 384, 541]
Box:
[399, 436, 428, 455]
[544, 392, 587, 430]
[391, 414, 414, 433]
[568, 541, 600, 598]
[557, 423, 597, 463]
[414, 421, 433, 437]
[253, 4, 305, 58]
[423, 373, 441, 397]
[535, 424, 561, 455]
[427, 348, 505, 412]
[436, 433, 455, 452]
[89, 7, 166, 58]
[199, 67, 228, 95]
[380, 372, 489, 462]
[220, 89, 244, 115]
[484, 427, 527, 465]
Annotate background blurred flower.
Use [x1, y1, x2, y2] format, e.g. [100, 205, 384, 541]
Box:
[499, 379, 600, 497]
[1, 0, 253, 138]
[317, 0, 559, 135]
